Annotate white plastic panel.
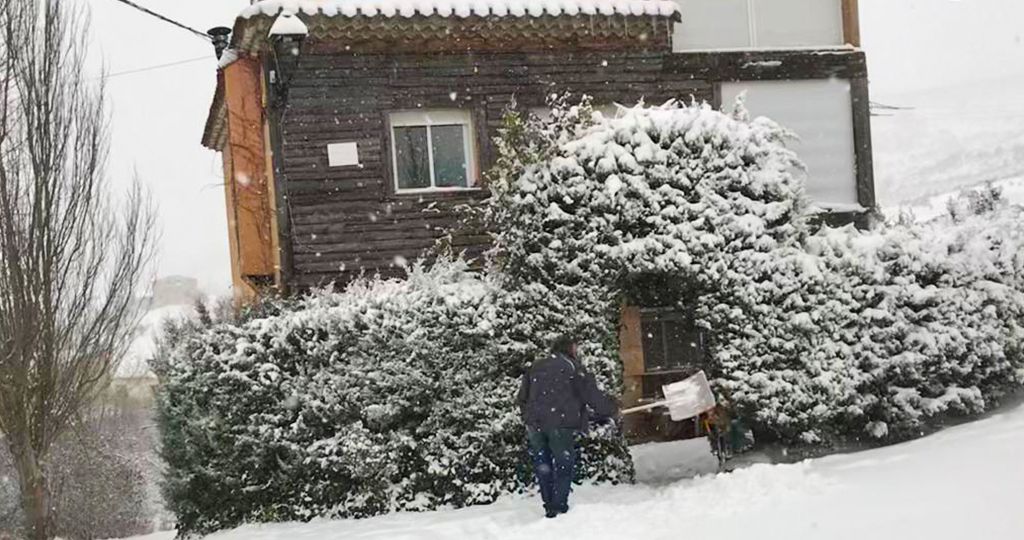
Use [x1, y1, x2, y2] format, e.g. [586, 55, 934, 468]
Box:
[720, 79, 859, 206]
[327, 142, 359, 167]
[752, 0, 844, 48]
[672, 0, 845, 51]
[673, 0, 752, 51]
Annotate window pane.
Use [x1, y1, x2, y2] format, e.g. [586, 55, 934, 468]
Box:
[663, 320, 687, 369]
[641, 319, 666, 372]
[431, 124, 469, 188]
[664, 321, 704, 369]
[394, 126, 430, 190]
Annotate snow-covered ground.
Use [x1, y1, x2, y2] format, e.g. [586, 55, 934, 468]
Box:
[871, 72, 1024, 207]
[121, 400, 1024, 540]
[885, 176, 1024, 222]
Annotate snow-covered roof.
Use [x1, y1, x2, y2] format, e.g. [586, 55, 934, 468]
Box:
[216, 48, 240, 70]
[268, 12, 309, 37]
[241, 0, 680, 20]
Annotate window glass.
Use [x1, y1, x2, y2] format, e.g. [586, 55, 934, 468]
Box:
[390, 110, 474, 192]
[641, 319, 667, 372]
[394, 126, 430, 190]
[431, 125, 469, 188]
[663, 319, 690, 369]
[642, 311, 706, 375]
[720, 79, 859, 206]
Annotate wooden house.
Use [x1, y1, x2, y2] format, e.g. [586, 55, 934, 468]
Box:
[201, 0, 875, 440]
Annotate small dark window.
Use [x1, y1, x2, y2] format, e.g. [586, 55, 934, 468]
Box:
[640, 311, 704, 373]
[639, 309, 705, 399]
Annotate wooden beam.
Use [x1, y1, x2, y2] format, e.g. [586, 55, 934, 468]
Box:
[850, 77, 876, 209]
[842, 0, 862, 47]
[218, 140, 255, 303]
[222, 55, 275, 283]
[619, 304, 646, 409]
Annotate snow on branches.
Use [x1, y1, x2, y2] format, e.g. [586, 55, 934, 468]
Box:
[156, 98, 1024, 535]
[479, 98, 1024, 444]
[155, 259, 632, 535]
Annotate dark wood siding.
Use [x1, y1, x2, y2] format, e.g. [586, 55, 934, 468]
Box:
[276, 46, 869, 289]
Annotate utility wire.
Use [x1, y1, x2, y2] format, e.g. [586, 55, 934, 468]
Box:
[108, 0, 211, 41]
[102, 56, 212, 80]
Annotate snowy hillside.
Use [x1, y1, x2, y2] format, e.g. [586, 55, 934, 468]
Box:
[886, 176, 1024, 222]
[872, 73, 1024, 206]
[119, 400, 1024, 540]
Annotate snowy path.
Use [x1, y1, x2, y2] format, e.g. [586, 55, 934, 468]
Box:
[128, 403, 1024, 540]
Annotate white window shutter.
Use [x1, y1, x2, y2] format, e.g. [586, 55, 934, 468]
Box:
[720, 79, 859, 207]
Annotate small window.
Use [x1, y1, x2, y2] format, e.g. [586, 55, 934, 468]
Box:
[640, 310, 705, 373]
[390, 110, 476, 192]
[639, 310, 705, 399]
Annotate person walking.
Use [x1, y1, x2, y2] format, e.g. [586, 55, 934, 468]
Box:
[517, 336, 619, 518]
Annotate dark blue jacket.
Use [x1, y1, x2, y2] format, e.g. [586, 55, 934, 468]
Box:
[517, 352, 618, 431]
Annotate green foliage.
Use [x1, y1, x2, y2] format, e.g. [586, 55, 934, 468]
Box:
[477, 97, 1024, 444]
[154, 261, 633, 536]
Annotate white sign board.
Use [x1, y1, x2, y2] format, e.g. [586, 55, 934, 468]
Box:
[327, 142, 359, 167]
[662, 370, 717, 421]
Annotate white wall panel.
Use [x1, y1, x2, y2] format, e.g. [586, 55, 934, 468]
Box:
[673, 0, 752, 51]
[753, 0, 844, 48]
[673, 0, 845, 51]
[721, 79, 859, 206]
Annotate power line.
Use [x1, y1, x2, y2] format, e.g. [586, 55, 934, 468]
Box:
[103, 56, 211, 80]
[108, 0, 211, 41]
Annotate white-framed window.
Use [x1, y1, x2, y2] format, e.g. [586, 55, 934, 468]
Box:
[720, 79, 859, 207]
[673, 0, 845, 52]
[389, 110, 476, 192]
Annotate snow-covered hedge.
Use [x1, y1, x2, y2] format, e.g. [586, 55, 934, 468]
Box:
[803, 190, 1024, 439]
[155, 261, 632, 536]
[156, 98, 1024, 534]
[478, 98, 1024, 444]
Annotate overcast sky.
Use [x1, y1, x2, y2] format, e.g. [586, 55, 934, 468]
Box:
[82, 0, 1024, 296]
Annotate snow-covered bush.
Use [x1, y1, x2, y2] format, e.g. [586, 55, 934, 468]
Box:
[156, 260, 632, 536]
[806, 188, 1024, 439]
[477, 98, 1024, 444]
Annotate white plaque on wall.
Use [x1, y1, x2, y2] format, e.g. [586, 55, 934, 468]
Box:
[327, 142, 359, 167]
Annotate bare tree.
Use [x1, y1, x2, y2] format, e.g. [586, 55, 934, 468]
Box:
[0, 1, 156, 538]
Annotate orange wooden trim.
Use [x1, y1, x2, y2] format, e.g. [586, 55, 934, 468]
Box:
[842, 0, 861, 47]
[619, 304, 646, 408]
[260, 75, 284, 292]
[219, 144, 247, 301]
[223, 55, 275, 282]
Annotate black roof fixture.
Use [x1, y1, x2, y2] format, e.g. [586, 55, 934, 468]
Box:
[267, 13, 309, 106]
[208, 26, 232, 59]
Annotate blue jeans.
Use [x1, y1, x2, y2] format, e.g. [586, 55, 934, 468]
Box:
[527, 428, 577, 512]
